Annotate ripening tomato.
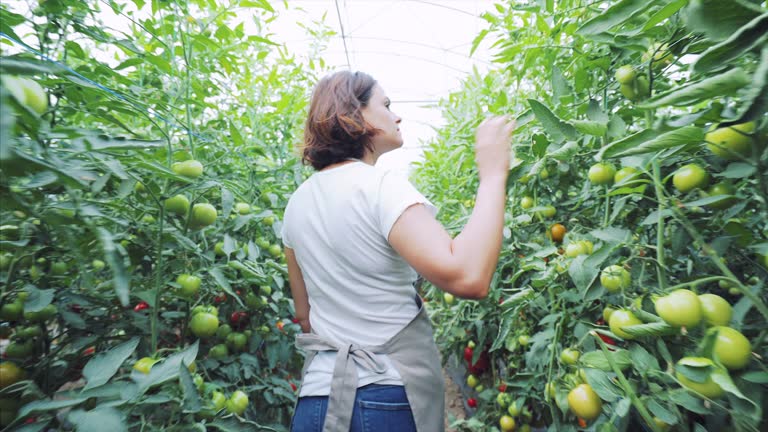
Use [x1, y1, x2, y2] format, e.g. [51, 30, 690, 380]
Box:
[654, 289, 702, 327]
[567, 384, 602, 421]
[550, 223, 566, 243]
[499, 415, 516, 431]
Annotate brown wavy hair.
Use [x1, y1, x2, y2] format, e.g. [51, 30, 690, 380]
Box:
[302, 71, 380, 170]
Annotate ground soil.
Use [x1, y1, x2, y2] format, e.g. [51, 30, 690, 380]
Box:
[444, 368, 465, 431]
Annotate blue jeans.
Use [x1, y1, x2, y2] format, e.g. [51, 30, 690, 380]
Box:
[290, 384, 417, 432]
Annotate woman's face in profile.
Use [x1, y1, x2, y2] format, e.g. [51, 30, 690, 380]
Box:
[362, 85, 403, 153]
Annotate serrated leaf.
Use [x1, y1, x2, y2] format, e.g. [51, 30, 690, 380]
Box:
[647, 399, 677, 424]
[209, 267, 245, 308]
[589, 227, 631, 244]
[528, 99, 577, 142]
[638, 69, 751, 109]
[22, 285, 54, 312]
[18, 398, 89, 418]
[584, 368, 622, 402]
[571, 120, 607, 136]
[83, 338, 139, 391]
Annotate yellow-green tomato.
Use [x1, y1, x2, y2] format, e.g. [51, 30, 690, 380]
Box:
[507, 400, 521, 416]
[467, 374, 479, 388]
[615, 65, 636, 84]
[521, 196, 534, 209]
[499, 415, 516, 432]
[165, 194, 190, 215]
[234, 202, 251, 215]
[133, 357, 156, 374]
[443, 293, 455, 304]
[588, 162, 616, 185]
[705, 122, 755, 159]
[190, 203, 217, 228]
[675, 357, 725, 399]
[673, 164, 709, 193]
[709, 326, 751, 370]
[172, 159, 204, 178]
[654, 289, 702, 327]
[698, 294, 732, 326]
[609, 309, 642, 339]
[496, 392, 511, 408]
[567, 384, 602, 421]
[560, 348, 581, 365]
[600, 265, 631, 293]
[211, 391, 226, 411]
[226, 390, 249, 416]
[565, 242, 587, 258]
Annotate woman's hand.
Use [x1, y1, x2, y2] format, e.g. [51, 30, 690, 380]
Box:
[475, 116, 515, 182]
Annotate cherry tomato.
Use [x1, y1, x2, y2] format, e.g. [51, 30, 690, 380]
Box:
[133, 301, 149, 312]
[230, 311, 249, 329]
[550, 223, 566, 243]
[211, 391, 226, 411]
[520, 196, 534, 209]
[614, 65, 636, 84]
[467, 397, 477, 408]
[466, 374, 478, 388]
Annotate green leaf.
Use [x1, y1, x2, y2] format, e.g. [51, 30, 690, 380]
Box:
[577, 0, 655, 35]
[741, 371, 768, 384]
[684, 0, 764, 41]
[629, 344, 660, 374]
[22, 285, 54, 312]
[240, 0, 275, 12]
[96, 228, 130, 307]
[693, 13, 768, 73]
[18, 398, 90, 418]
[719, 162, 757, 178]
[669, 389, 709, 414]
[583, 368, 623, 402]
[209, 267, 245, 308]
[643, 0, 688, 30]
[726, 45, 768, 125]
[82, 338, 139, 391]
[133, 342, 199, 394]
[229, 120, 244, 147]
[571, 120, 607, 136]
[647, 399, 677, 425]
[551, 65, 571, 99]
[527, 99, 577, 142]
[710, 369, 756, 405]
[596, 129, 658, 160]
[640, 68, 752, 109]
[179, 364, 202, 413]
[589, 227, 631, 244]
[613, 127, 705, 157]
[67, 407, 126, 432]
[580, 349, 632, 371]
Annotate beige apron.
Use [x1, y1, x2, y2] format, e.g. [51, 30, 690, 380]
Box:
[294, 296, 445, 432]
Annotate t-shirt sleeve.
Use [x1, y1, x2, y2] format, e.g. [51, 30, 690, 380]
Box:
[376, 170, 438, 240]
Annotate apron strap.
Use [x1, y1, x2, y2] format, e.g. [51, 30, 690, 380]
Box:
[295, 334, 388, 432]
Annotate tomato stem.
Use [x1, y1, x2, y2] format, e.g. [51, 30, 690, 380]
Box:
[591, 332, 661, 432]
[652, 161, 667, 289]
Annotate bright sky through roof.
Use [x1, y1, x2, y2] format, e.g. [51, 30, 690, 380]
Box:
[273, 1, 497, 172]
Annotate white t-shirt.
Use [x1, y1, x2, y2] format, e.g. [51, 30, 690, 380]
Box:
[281, 161, 437, 397]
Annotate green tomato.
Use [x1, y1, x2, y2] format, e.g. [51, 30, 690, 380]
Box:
[255, 237, 270, 249]
[50, 261, 67, 276]
[588, 162, 616, 185]
[620, 83, 638, 101]
[654, 289, 702, 327]
[172, 159, 204, 178]
[176, 274, 201, 297]
[24, 304, 57, 322]
[698, 294, 732, 326]
[226, 390, 249, 416]
[614, 65, 636, 84]
[560, 348, 581, 365]
[496, 392, 511, 408]
[234, 202, 251, 215]
[211, 391, 227, 411]
[0, 301, 23, 321]
[705, 182, 737, 210]
[602, 306, 616, 323]
[539, 205, 557, 218]
[5, 76, 48, 114]
[92, 259, 106, 271]
[4, 340, 34, 359]
[675, 357, 725, 399]
[507, 400, 521, 416]
[133, 357, 156, 374]
[709, 326, 751, 370]
[165, 194, 190, 215]
[443, 292, 455, 304]
[609, 309, 642, 339]
[190, 203, 217, 228]
[226, 332, 248, 351]
[268, 244, 282, 258]
[189, 312, 219, 338]
[209, 343, 229, 359]
[600, 265, 631, 293]
[705, 122, 755, 159]
[263, 216, 275, 226]
[565, 242, 587, 258]
[673, 164, 709, 193]
[520, 196, 534, 209]
[216, 323, 232, 340]
[613, 166, 641, 185]
[466, 374, 478, 388]
[518, 334, 530, 346]
[499, 415, 516, 432]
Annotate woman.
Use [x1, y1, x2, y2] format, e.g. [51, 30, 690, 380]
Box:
[282, 70, 514, 432]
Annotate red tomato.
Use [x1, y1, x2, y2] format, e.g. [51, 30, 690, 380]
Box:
[467, 398, 477, 408]
[133, 301, 149, 312]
